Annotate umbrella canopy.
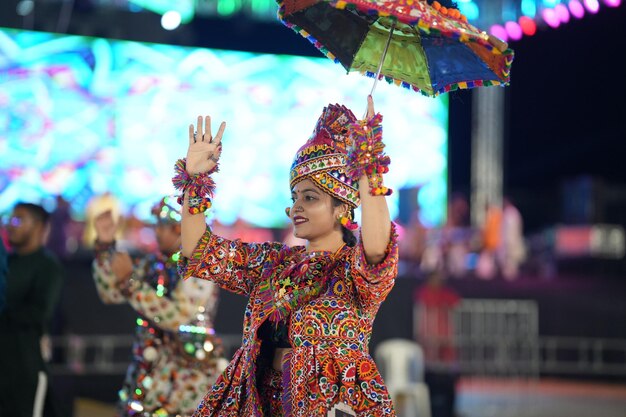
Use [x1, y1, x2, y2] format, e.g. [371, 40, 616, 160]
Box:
[277, 0, 514, 96]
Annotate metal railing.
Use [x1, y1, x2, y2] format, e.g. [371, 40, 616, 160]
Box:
[540, 336, 626, 376]
[47, 298, 626, 377]
[47, 334, 242, 375]
[415, 298, 626, 377]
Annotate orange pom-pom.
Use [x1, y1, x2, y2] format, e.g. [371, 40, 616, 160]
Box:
[461, 15, 468, 22]
[432, 1, 441, 10]
[440, 6, 448, 15]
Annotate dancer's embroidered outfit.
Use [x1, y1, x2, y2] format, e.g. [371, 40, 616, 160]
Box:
[93, 198, 224, 417]
[179, 104, 398, 417]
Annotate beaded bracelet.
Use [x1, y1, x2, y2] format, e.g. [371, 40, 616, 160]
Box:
[172, 158, 218, 214]
[346, 113, 392, 196]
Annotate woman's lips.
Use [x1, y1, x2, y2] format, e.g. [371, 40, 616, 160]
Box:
[293, 216, 308, 225]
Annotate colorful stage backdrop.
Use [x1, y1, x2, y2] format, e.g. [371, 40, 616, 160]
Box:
[0, 27, 448, 228]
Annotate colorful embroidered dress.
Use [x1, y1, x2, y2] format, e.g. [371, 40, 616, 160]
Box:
[94, 244, 225, 417]
[179, 223, 399, 417]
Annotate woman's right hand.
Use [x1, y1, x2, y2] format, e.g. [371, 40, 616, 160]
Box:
[186, 115, 226, 175]
[94, 210, 117, 244]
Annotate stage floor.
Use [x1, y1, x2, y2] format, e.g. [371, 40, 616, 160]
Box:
[456, 378, 626, 417]
[71, 378, 626, 417]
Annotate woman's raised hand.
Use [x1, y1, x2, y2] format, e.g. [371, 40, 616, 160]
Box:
[185, 115, 226, 175]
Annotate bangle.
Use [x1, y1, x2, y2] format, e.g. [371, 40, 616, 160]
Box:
[346, 113, 392, 196]
[172, 158, 218, 214]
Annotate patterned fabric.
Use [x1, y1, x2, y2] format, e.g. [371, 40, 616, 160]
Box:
[93, 245, 225, 417]
[290, 104, 360, 208]
[179, 223, 399, 417]
[265, 243, 349, 323]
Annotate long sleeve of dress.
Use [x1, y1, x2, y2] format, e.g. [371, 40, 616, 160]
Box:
[125, 268, 219, 332]
[350, 222, 399, 312]
[178, 228, 284, 296]
[93, 244, 220, 331]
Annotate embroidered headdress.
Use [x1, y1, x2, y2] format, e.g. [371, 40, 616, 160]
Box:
[289, 104, 360, 208]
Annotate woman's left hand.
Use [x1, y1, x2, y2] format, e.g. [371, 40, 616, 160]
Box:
[186, 115, 225, 175]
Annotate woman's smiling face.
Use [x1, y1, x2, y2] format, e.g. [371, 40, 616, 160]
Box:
[289, 179, 344, 242]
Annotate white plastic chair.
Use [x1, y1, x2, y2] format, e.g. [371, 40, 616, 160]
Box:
[375, 339, 432, 417]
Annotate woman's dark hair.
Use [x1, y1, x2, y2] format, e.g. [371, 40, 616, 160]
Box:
[332, 198, 358, 247]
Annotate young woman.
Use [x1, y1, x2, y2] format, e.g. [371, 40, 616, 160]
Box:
[178, 97, 398, 417]
[93, 198, 225, 416]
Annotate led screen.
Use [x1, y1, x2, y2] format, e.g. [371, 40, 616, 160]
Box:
[0, 27, 448, 227]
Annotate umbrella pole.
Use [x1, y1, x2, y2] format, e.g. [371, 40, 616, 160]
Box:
[369, 20, 397, 98]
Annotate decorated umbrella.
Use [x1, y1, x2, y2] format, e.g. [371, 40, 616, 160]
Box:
[277, 0, 514, 96]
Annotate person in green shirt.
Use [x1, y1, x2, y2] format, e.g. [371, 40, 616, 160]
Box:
[0, 203, 64, 417]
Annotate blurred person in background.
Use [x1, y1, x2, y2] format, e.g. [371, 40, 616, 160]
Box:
[398, 206, 427, 274]
[414, 267, 461, 417]
[46, 195, 71, 260]
[92, 197, 226, 417]
[476, 202, 502, 279]
[444, 193, 471, 278]
[497, 197, 526, 280]
[0, 203, 64, 417]
[414, 268, 460, 367]
[84, 191, 124, 249]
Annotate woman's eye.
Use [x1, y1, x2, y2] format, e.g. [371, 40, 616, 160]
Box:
[305, 196, 315, 201]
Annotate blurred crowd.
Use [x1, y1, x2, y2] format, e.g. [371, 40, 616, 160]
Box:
[0, 193, 530, 417]
[397, 194, 527, 281]
[1, 192, 529, 283]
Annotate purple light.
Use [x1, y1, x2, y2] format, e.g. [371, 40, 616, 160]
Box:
[8, 217, 22, 227]
[505, 21, 523, 41]
[603, 0, 621, 7]
[555, 4, 571, 22]
[542, 8, 561, 28]
[489, 24, 509, 43]
[584, 0, 600, 13]
[568, 0, 586, 18]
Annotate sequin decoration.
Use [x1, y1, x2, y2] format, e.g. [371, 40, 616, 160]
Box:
[93, 244, 225, 416]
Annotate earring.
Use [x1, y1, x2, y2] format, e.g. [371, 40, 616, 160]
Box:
[338, 213, 359, 231]
[285, 207, 290, 217]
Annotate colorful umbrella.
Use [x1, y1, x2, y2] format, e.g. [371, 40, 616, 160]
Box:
[277, 0, 514, 96]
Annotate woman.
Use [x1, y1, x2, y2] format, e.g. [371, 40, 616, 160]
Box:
[93, 198, 225, 416]
[177, 97, 398, 417]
